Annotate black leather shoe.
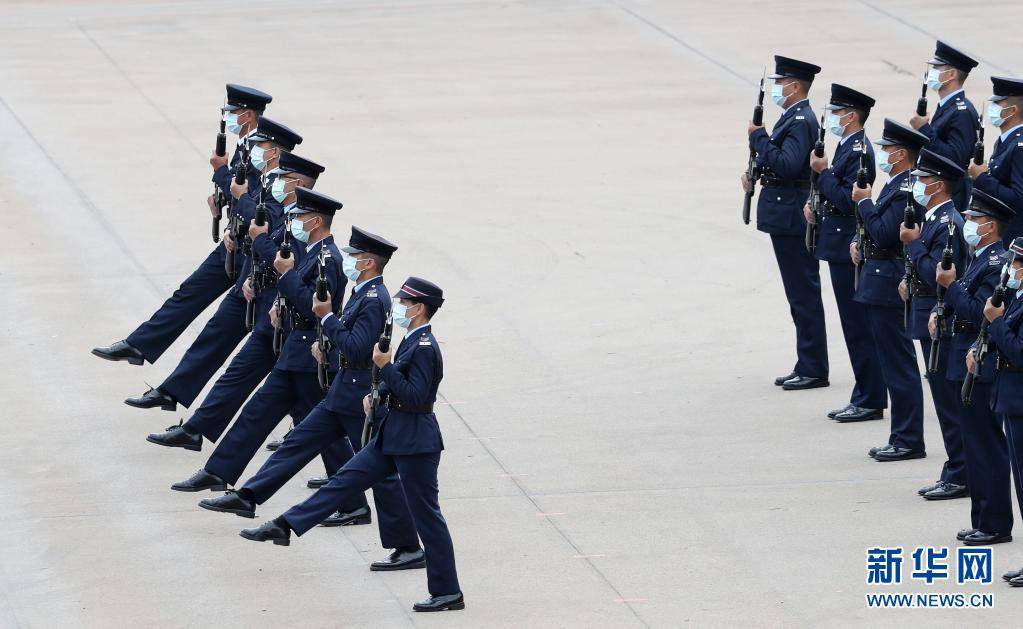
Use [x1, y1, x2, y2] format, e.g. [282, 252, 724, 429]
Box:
[774, 371, 798, 386]
[834, 406, 884, 423]
[147, 422, 201, 451]
[266, 438, 283, 451]
[922, 481, 968, 500]
[240, 520, 291, 546]
[963, 530, 1012, 546]
[92, 340, 144, 365]
[1010, 574, 1023, 587]
[873, 446, 926, 462]
[319, 506, 371, 527]
[412, 592, 464, 612]
[307, 474, 330, 489]
[868, 444, 892, 459]
[782, 377, 830, 391]
[957, 528, 978, 541]
[1003, 567, 1023, 582]
[172, 469, 227, 493]
[828, 404, 853, 419]
[371, 548, 426, 571]
[199, 491, 255, 518]
[125, 387, 176, 411]
[918, 481, 942, 496]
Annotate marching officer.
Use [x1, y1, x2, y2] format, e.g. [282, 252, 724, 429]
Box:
[146, 151, 324, 451]
[123, 116, 302, 411]
[909, 41, 980, 212]
[895, 150, 968, 494]
[808, 84, 885, 419]
[850, 120, 928, 452]
[969, 76, 1023, 244]
[745, 55, 829, 390]
[238, 277, 465, 613]
[92, 84, 271, 368]
[938, 191, 1013, 542]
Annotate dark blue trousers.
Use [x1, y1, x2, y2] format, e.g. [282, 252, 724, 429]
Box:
[956, 382, 1011, 534]
[919, 339, 967, 485]
[184, 330, 278, 442]
[245, 403, 418, 551]
[1002, 415, 1023, 517]
[159, 291, 249, 408]
[204, 370, 349, 493]
[126, 245, 232, 363]
[864, 304, 924, 450]
[283, 446, 460, 597]
[828, 262, 886, 409]
[770, 234, 828, 379]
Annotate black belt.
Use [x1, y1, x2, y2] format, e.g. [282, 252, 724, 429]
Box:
[910, 280, 936, 298]
[863, 242, 896, 260]
[339, 356, 372, 370]
[952, 319, 978, 335]
[760, 175, 810, 189]
[997, 354, 1023, 373]
[385, 396, 434, 413]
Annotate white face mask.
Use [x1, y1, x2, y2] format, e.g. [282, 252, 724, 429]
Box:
[826, 111, 851, 137]
[875, 148, 897, 174]
[250, 145, 267, 172]
[392, 302, 414, 328]
[1006, 264, 1023, 290]
[341, 254, 364, 282]
[771, 81, 793, 108]
[962, 219, 992, 248]
[271, 177, 290, 203]
[224, 112, 243, 135]
[289, 216, 315, 243]
[988, 101, 1014, 127]
[913, 179, 936, 206]
[926, 67, 950, 92]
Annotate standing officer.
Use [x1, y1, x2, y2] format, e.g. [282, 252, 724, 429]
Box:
[892, 151, 968, 493]
[238, 277, 465, 613]
[969, 77, 1023, 244]
[807, 84, 885, 417]
[937, 191, 1013, 540]
[909, 41, 980, 212]
[196, 228, 426, 565]
[123, 117, 302, 411]
[146, 152, 324, 451]
[850, 120, 928, 452]
[92, 84, 271, 367]
[744, 55, 828, 390]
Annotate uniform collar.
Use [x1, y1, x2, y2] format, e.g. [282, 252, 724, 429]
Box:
[839, 128, 863, 147]
[306, 234, 331, 254]
[354, 275, 383, 293]
[1000, 123, 1023, 143]
[403, 323, 431, 341]
[925, 199, 954, 222]
[974, 242, 994, 258]
[939, 88, 964, 108]
[784, 98, 809, 116]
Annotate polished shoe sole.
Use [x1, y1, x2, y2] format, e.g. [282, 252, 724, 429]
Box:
[413, 601, 465, 612]
[964, 535, 1012, 546]
[782, 380, 830, 391]
[874, 452, 926, 462]
[306, 479, 329, 489]
[1003, 573, 1023, 582]
[835, 412, 884, 423]
[171, 482, 227, 493]
[266, 442, 282, 451]
[146, 435, 201, 452]
[371, 559, 427, 572]
[199, 501, 255, 518]
[923, 491, 969, 501]
[239, 530, 290, 545]
[91, 349, 144, 366]
[319, 515, 372, 528]
[125, 399, 178, 412]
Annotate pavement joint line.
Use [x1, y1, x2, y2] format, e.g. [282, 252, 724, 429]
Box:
[0, 94, 162, 297]
[853, 0, 1017, 77]
[329, 526, 419, 628]
[438, 392, 651, 628]
[74, 20, 207, 159]
[610, 1, 755, 88]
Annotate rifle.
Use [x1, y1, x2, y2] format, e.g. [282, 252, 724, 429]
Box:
[902, 183, 916, 329]
[805, 115, 826, 253]
[224, 141, 250, 280]
[853, 143, 869, 291]
[212, 109, 227, 243]
[244, 171, 268, 332]
[742, 68, 766, 225]
[916, 67, 928, 117]
[962, 259, 1012, 404]
[315, 247, 331, 392]
[362, 310, 393, 447]
[928, 223, 956, 373]
[973, 115, 985, 166]
[272, 220, 292, 356]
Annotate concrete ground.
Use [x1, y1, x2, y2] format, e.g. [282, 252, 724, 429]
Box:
[1, 0, 1021, 626]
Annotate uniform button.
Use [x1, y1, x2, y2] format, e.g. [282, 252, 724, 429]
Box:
[837, 228, 842, 232]
[777, 196, 781, 201]
[875, 269, 880, 273]
[302, 335, 307, 340]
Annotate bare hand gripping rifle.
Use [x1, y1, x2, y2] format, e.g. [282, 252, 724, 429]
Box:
[742, 69, 766, 225]
[362, 310, 393, 447]
[315, 248, 331, 392]
[962, 258, 1012, 404]
[853, 143, 869, 291]
[272, 221, 292, 356]
[928, 223, 956, 373]
[805, 115, 826, 253]
[902, 184, 916, 329]
[212, 110, 227, 243]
